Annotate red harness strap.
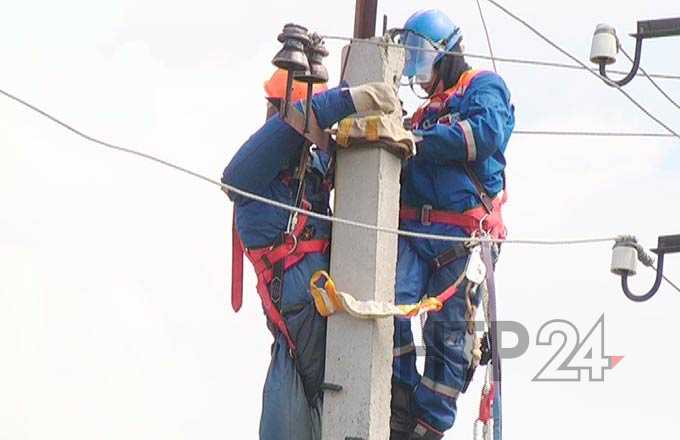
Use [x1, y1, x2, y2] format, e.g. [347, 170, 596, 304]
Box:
[242, 213, 329, 353]
[231, 210, 245, 313]
[400, 193, 507, 240]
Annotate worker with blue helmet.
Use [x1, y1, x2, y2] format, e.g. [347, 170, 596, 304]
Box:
[391, 9, 515, 440]
[399, 9, 463, 95]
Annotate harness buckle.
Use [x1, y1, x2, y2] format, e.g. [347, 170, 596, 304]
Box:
[420, 204, 433, 226]
[261, 255, 273, 270]
[270, 277, 282, 304]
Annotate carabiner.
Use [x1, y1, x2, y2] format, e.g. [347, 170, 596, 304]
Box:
[286, 233, 299, 255]
[478, 213, 490, 236]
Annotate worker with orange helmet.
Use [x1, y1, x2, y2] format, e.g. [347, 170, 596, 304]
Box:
[222, 69, 398, 440]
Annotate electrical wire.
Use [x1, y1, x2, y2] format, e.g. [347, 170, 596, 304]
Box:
[620, 46, 680, 111]
[0, 86, 625, 247]
[662, 274, 680, 295]
[320, 35, 680, 81]
[472, 0, 659, 141]
[513, 130, 674, 138]
[475, 0, 498, 73]
[322, 35, 679, 140]
[480, 0, 680, 140]
[649, 263, 680, 295]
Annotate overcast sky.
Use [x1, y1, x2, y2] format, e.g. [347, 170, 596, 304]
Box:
[1, 1, 679, 439]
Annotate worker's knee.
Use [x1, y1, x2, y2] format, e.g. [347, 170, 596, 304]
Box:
[283, 302, 327, 404]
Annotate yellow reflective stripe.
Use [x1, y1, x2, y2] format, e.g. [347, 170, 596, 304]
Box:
[421, 377, 461, 399]
[393, 343, 416, 357]
[336, 118, 353, 147]
[366, 116, 380, 142]
[459, 120, 477, 161]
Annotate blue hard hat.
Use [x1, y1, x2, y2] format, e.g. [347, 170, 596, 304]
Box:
[401, 9, 463, 83]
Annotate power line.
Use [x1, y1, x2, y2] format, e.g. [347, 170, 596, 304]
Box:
[649, 263, 680, 295]
[469, 4, 675, 139]
[663, 274, 680, 295]
[475, 0, 498, 73]
[480, 0, 680, 140]
[620, 46, 680, 111]
[322, 34, 680, 141]
[321, 35, 680, 81]
[467, 2, 680, 296]
[0, 86, 625, 247]
[513, 129, 674, 138]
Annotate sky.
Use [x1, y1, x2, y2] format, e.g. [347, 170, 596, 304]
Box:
[1, 1, 679, 439]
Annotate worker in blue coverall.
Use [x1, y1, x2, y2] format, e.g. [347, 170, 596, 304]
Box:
[389, 10, 515, 440]
[222, 71, 398, 440]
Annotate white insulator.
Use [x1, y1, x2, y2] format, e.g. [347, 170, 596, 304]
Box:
[590, 24, 619, 65]
[611, 243, 638, 276]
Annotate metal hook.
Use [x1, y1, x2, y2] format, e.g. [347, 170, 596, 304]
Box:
[616, 235, 680, 302]
[478, 213, 490, 236]
[599, 36, 644, 87]
[596, 18, 680, 87]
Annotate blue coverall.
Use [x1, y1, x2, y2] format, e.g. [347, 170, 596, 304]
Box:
[222, 85, 356, 440]
[393, 70, 515, 434]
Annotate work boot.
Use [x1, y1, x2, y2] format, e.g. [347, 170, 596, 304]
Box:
[390, 380, 415, 439]
[409, 420, 444, 440]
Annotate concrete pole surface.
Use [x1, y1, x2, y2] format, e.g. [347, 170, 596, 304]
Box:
[322, 40, 405, 440]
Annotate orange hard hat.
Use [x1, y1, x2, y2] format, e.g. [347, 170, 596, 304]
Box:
[264, 68, 328, 101]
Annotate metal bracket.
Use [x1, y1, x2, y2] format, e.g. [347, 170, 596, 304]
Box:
[320, 382, 344, 393]
[635, 17, 680, 39]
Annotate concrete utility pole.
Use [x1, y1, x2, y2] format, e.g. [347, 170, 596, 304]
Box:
[322, 1, 405, 438]
[353, 0, 378, 39]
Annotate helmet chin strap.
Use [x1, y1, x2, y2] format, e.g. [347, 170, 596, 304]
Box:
[408, 71, 442, 100]
[409, 78, 432, 100]
[428, 75, 442, 98]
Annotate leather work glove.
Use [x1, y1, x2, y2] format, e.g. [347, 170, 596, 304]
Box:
[348, 82, 399, 114]
[411, 129, 424, 144]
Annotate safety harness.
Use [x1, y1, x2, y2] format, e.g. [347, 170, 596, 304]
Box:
[407, 70, 505, 439]
[230, 102, 331, 356]
[403, 68, 508, 242]
[231, 190, 331, 355]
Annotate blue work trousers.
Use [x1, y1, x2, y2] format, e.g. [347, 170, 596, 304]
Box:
[259, 302, 326, 440]
[392, 235, 481, 434]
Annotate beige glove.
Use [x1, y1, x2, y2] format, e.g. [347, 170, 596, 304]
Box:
[335, 112, 415, 159]
[348, 82, 399, 114]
